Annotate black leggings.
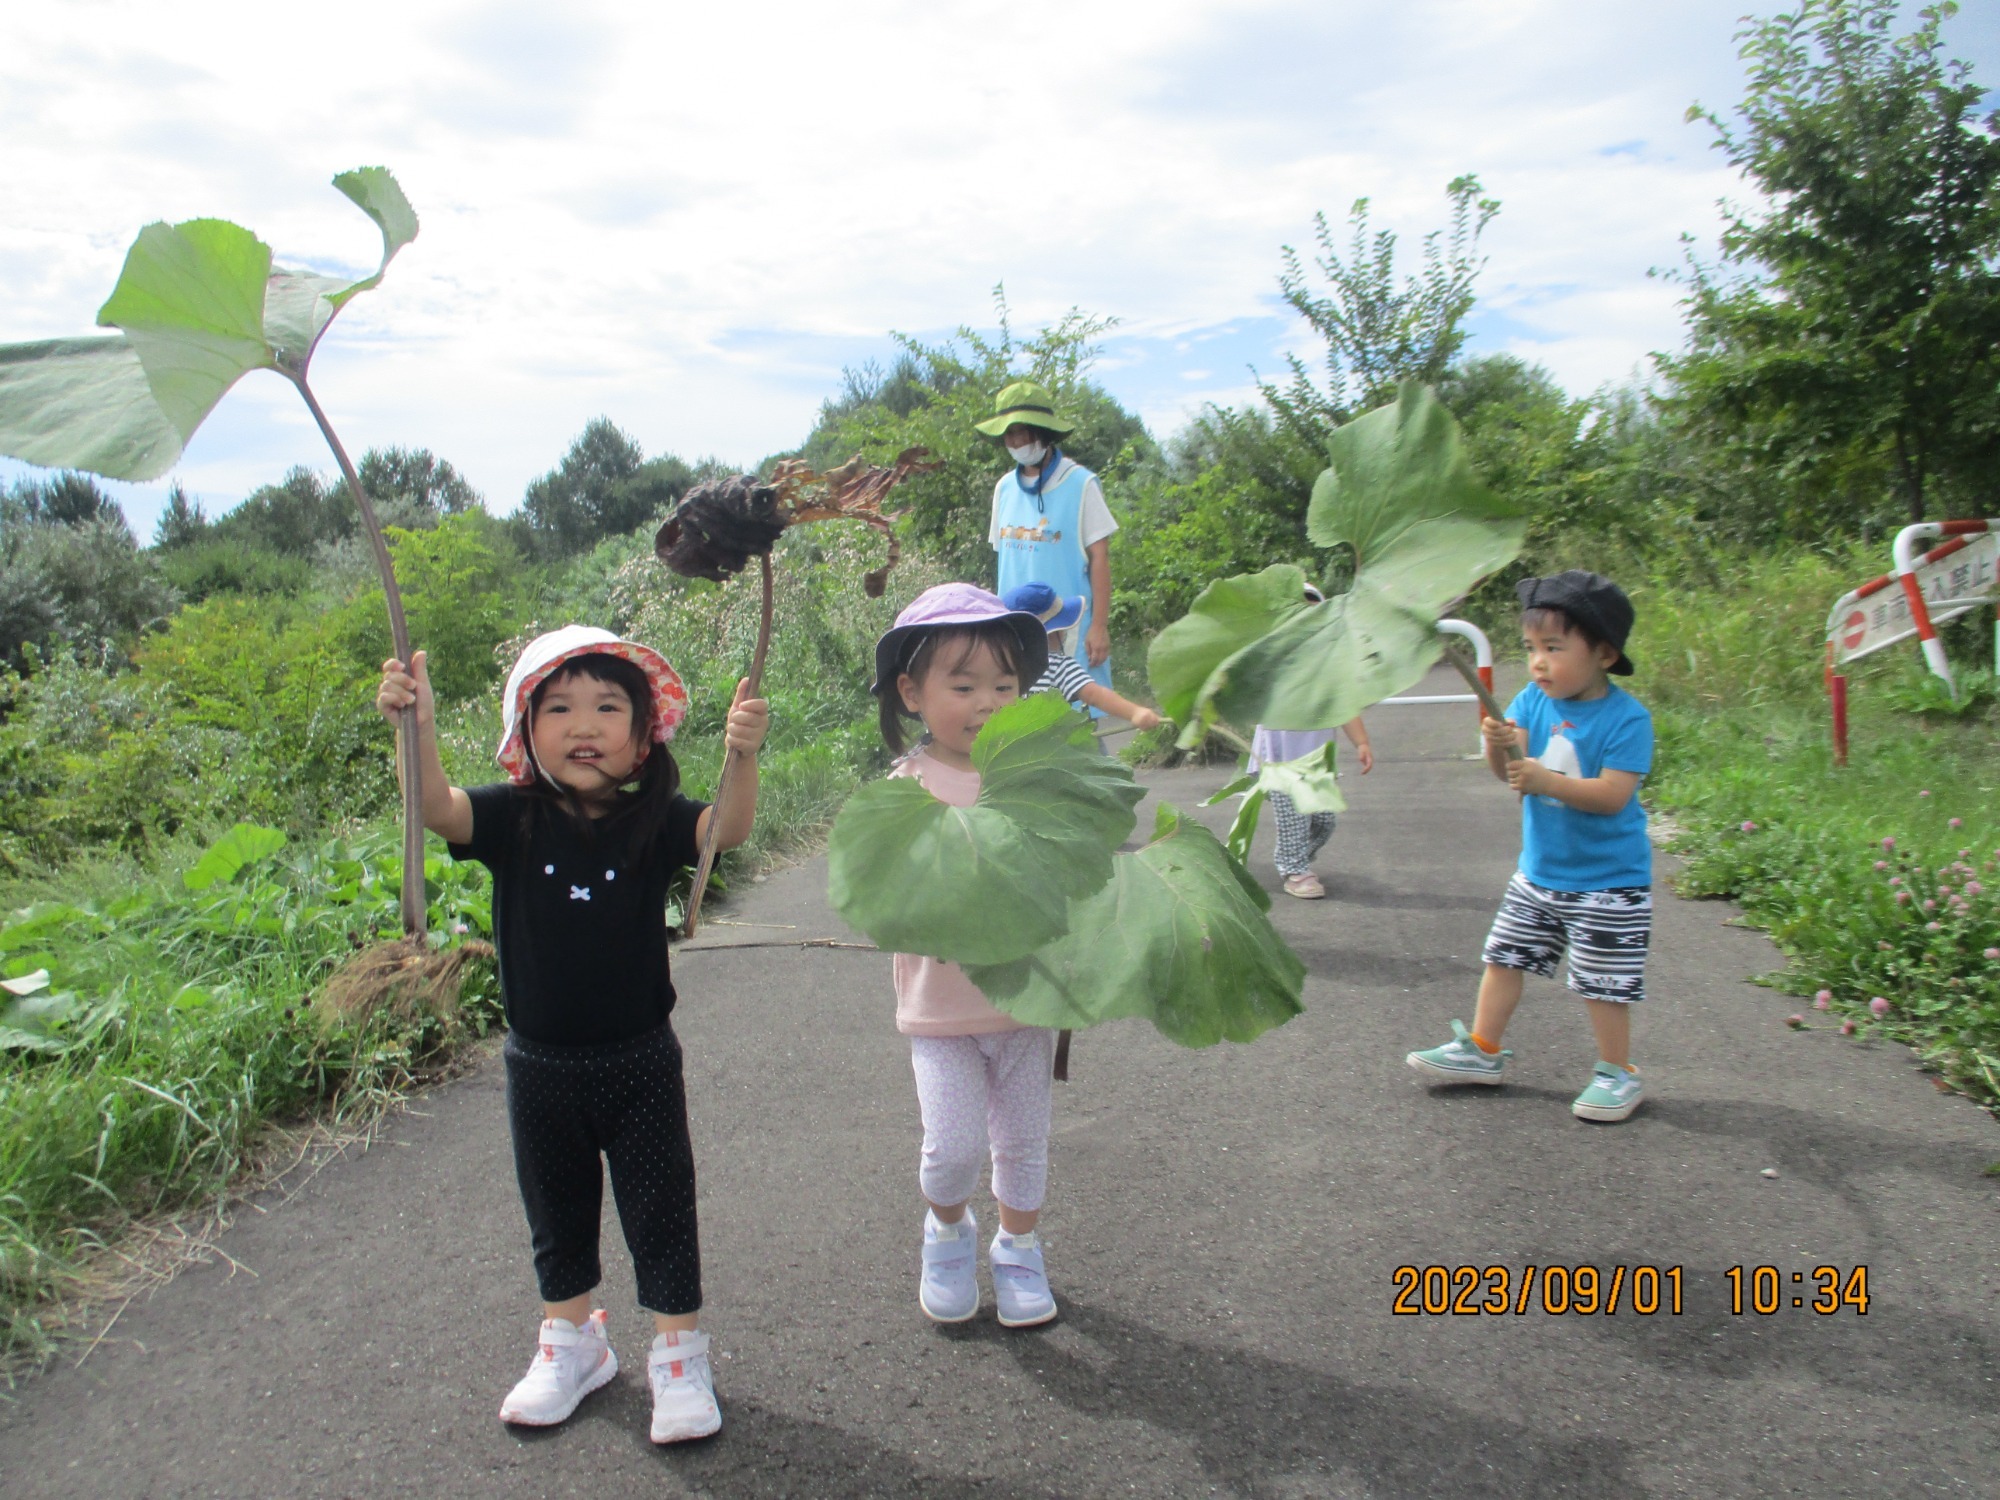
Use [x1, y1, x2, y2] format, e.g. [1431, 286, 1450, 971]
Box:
[503, 1022, 701, 1316]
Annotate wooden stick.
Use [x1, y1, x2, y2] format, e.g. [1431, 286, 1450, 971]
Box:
[683, 551, 775, 939]
[294, 376, 426, 936]
[1441, 641, 1521, 761]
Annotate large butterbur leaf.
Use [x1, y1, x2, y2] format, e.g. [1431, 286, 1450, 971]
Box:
[0, 169, 417, 481]
[183, 823, 289, 891]
[1146, 564, 1307, 740]
[263, 168, 419, 374]
[0, 337, 186, 480]
[966, 805, 1305, 1047]
[1147, 383, 1525, 737]
[826, 695, 1143, 965]
[1307, 380, 1525, 611]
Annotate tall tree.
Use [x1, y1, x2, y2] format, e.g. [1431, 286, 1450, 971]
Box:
[151, 481, 209, 550]
[2, 472, 128, 534]
[1264, 176, 1500, 443]
[517, 418, 689, 560]
[357, 446, 483, 517]
[1667, 0, 2000, 533]
[211, 466, 353, 556]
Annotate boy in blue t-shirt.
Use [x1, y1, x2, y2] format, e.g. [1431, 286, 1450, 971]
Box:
[1407, 571, 1654, 1122]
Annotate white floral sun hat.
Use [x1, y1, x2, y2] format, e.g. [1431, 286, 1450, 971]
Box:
[497, 625, 689, 785]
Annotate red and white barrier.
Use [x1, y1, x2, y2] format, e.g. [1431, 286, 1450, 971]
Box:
[1823, 520, 2000, 765]
[1377, 619, 1494, 750]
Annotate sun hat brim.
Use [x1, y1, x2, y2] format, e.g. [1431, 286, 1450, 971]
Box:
[870, 584, 1051, 698]
[1001, 581, 1084, 631]
[973, 381, 1077, 438]
[974, 407, 1076, 438]
[497, 626, 689, 785]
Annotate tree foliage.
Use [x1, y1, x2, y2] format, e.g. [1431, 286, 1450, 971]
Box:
[357, 446, 482, 518]
[1666, 0, 2000, 535]
[1265, 176, 1500, 441]
[1, 476, 173, 670]
[517, 419, 702, 561]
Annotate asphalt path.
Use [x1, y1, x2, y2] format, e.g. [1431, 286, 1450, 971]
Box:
[4, 665, 1996, 1498]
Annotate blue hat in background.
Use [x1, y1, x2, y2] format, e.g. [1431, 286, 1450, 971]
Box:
[1001, 581, 1084, 631]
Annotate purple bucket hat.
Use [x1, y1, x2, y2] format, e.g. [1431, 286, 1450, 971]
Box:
[871, 582, 1050, 697]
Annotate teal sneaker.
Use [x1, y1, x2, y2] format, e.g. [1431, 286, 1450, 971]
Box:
[1406, 1020, 1508, 1084]
[1571, 1062, 1643, 1122]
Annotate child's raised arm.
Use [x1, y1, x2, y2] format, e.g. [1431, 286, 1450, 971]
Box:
[695, 677, 770, 853]
[1077, 680, 1162, 731]
[377, 651, 474, 844]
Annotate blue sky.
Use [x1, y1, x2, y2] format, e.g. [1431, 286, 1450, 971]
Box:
[3, 0, 1995, 540]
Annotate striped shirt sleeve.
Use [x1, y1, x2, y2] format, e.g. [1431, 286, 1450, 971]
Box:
[1032, 655, 1095, 704]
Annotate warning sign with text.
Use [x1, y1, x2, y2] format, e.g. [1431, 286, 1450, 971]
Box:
[1826, 532, 2000, 664]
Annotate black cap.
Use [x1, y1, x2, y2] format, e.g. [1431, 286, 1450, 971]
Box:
[1516, 570, 1635, 675]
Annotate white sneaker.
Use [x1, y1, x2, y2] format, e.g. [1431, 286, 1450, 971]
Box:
[648, 1329, 722, 1443]
[499, 1311, 618, 1426]
[919, 1207, 979, 1323]
[990, 1230, 1057, 1328]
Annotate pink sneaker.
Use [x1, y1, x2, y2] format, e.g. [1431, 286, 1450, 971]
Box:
[1282, 872, 1326, 900]
[499, 1311, 618, 1426]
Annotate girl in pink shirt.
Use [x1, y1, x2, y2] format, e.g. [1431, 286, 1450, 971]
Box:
[870, 583, 1063, 1328]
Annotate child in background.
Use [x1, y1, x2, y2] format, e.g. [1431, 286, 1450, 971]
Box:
[1252, 586, 1372, 900]
[376, 626, 768, 1442]
[872, 583, 1064, 1328]
[1001, 581, 1162, 730]
[1405, 571, 1654, 1123]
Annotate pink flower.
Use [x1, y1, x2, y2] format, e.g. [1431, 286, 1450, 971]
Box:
[1919, 789, 1932, 798]
[1949, 817, 1963, 829]
[1926, 921, 1942, 931]
[1938, 884, 1953, 897]
[1740, 821, 1757, 833]
[1785, 1014, 1805, 1029]
[1967, 882, 1983, 896]
[1841, 1019, 1857, 1036]
[1870, 996, 1891, 1016]
[1923, 899, 1937, 912]
[1896, 891, 1912, 904]
[1889, 875, 1902, 886]
[1874, 860, 1889, 872]
[1813, 990, 1832, 1010]
[1985, 947, 2000, 960]
[1882, 837, 1897, 851]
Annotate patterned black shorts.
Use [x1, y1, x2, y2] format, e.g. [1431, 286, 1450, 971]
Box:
[1481, 873, 1651, 1003]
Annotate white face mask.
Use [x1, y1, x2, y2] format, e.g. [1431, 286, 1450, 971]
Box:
[1006, 440, 1048, 469]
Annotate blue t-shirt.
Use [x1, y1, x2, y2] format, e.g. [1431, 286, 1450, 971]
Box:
[1507, 682, 1653, 892]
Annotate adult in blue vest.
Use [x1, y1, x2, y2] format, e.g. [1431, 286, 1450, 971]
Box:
[977, 381, 1119, 703]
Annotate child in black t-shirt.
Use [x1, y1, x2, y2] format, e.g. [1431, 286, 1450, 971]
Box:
[376, 624, 767, 1445]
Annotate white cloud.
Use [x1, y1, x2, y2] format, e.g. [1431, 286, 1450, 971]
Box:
[2, 0, 1993, 540]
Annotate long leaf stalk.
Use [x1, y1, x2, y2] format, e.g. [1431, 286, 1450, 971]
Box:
[291, 376, 425, 935]
[1442, 642, 1521, 760]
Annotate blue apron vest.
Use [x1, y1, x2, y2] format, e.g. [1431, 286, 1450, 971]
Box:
[992, 457, 1112, 701]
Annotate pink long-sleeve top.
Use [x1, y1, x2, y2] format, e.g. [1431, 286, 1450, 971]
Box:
[888, 749, 1028, 1037]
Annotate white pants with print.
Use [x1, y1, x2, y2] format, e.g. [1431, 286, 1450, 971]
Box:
[908, 1029, 1057, 1212]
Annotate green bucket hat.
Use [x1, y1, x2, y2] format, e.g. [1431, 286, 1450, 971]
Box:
[973, 379, 1076, 438]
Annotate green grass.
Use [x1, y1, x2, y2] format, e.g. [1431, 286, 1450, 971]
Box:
[0, 828, 503, 1367]
[1628, 549, 2000, 1108]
